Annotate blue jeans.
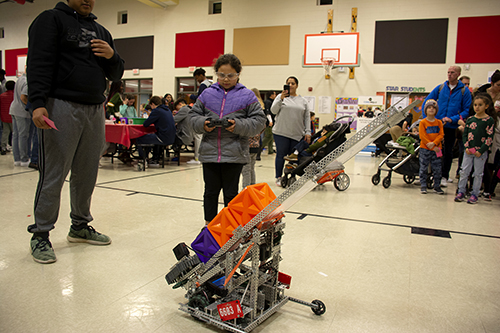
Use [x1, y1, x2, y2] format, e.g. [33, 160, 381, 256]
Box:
[11, 115, 31, 162]
[273, 134, 299, 178]
[136, 133, 163, 159]
[419, 148, 442, 190]
[458, 152, 488, 197]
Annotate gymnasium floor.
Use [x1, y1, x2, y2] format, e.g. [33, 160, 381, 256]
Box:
[0, 149, 499, 333]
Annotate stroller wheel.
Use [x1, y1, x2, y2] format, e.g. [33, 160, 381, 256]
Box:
[382, 176, 391, 188]
[427, 176, 434, 189]
[334, 173, 350, 191]
[372, 174, 380, 185]
[281, 175, 289, 188]
[288, 176, 297, 187]
[403, 175, 415, 184]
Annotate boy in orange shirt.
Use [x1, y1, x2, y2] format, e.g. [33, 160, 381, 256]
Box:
[419, 99, 445, 194]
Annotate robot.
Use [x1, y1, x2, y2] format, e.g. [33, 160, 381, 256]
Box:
[165, 99, 420, 333]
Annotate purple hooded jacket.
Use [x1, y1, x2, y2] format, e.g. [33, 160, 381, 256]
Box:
[190, 82, 266, 164]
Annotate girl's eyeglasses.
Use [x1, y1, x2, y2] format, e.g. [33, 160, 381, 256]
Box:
[216, 72, 239, 80]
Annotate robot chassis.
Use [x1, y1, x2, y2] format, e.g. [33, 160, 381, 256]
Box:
[165, 99, 420, 333]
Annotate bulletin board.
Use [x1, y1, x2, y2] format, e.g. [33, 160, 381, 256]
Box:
[175, 30, 225, 68]
[233, 26, 290, 65]
[114, 36, 154, 70]
[374, 19, 448, 63]
[5, 48, 28, 76]
[456, 15, 500, 63]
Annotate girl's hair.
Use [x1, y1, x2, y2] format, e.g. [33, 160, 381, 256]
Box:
[107, 81, 123, 103]
[474, 93, 498, 125]
[490, 70, 500, 85]
[251, 88, 265, 108]
[214, 54, 242, 73]
[287, 76, 299, 85]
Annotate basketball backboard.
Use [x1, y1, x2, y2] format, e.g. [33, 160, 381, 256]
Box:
[303, 32, 360, 67]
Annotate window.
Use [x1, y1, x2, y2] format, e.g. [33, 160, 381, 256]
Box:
[118, 11, 128, 25]
[176, 76, 213, 102]
[317, 0, 333, 5]
[209, 0, 222, 14]
[106, 79, 152, 115]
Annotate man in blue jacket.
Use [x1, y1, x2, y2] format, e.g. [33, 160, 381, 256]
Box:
[27, 0, 124, 264]
[423, 66, 471, 188]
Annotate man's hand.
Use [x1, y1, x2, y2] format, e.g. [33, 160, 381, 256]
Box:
[305, 134, 311, 144]
[91, 39, 114, 59]
[33, 107, 51, 129]
[442, 117, 452, 124]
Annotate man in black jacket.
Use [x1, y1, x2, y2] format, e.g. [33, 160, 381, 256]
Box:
[27, 0, 124, 264]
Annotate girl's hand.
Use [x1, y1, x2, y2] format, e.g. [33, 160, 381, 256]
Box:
[225, 119, 236, 133]
[204, 120, 215, 132]
[474, 151, 481, 158]
[465, 148, 472, 155]
[426, 142, 435, 149]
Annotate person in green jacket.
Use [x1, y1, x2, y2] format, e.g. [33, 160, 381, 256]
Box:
[106, 81, 123, 119]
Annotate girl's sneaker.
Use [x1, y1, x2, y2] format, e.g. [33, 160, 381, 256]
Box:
[467, 195, 478, 204]
[483, 193, 492, 201]
[454, 192, 465, 202]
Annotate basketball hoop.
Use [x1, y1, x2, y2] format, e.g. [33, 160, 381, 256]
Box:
[321, 57, 336, 79]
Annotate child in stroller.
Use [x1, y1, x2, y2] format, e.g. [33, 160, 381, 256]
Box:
[280, 116, 352, 190]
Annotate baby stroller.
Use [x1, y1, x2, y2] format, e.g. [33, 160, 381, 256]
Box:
[371, 133, 435, 189]
[281, 116, 353, 190]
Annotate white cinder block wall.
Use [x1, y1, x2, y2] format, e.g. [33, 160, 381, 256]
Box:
[1, 0, 499, 126]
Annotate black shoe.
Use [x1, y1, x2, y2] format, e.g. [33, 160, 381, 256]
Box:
[0, 149, 6, 155]
[29, 162, 39, 170]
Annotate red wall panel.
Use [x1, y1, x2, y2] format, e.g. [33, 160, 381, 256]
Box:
[175, 30, 225, 68]
[456, 16, 500, 63]
[5, 48, 28, 76]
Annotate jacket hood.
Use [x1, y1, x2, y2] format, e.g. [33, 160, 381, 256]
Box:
[55, 1, 97, 21]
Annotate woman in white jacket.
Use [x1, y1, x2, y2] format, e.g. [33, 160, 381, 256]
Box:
[271, 76, 311, 186]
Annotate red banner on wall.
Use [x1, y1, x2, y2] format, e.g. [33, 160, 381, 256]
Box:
[175, 30, 225, 68]
[5, 48, 28, 76]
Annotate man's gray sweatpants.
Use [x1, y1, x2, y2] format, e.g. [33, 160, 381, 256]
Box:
[30, 98, 105, 233]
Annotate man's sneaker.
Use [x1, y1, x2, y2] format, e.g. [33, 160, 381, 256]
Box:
[29, 162, 39, 170]
[467, 195, 478, 204]
[275, 177, 282, 187]
[421, 188, 427, 194]
[447, 178, 454, 183]
[454, 192, 465, 202]
[20, 161, 30, 167]
[148, 160, 160, 168]
[440, 177, 448, 187]
[434, 187, 444, 195]
[284, 153, 298, 162]
[31, 236, 57, 264]
[67, 226, 111, 245]
[483, 193, 492, 201]
[186, 159, 201, 165]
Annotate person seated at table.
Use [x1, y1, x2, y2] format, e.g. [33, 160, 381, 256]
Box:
[119, 94, 137, 118]
[173, 99, 192, 145]
[135, 95, 176, 164]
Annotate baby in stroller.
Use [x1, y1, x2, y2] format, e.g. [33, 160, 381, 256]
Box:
[280, 117, 352, 190]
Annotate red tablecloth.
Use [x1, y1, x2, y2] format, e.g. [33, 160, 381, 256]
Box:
[105, 124, 155, 147]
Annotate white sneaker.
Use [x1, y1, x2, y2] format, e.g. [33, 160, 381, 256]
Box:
[20, 161, 30, 167]
[186, 159, 201, 165]
[440, 177, 448, 187]
[14, 161, 21, 166]
[275, 177, 282, 187]
[447, 178, 453, 183]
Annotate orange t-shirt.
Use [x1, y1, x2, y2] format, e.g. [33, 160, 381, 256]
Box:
[419, 118, 444, 150]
